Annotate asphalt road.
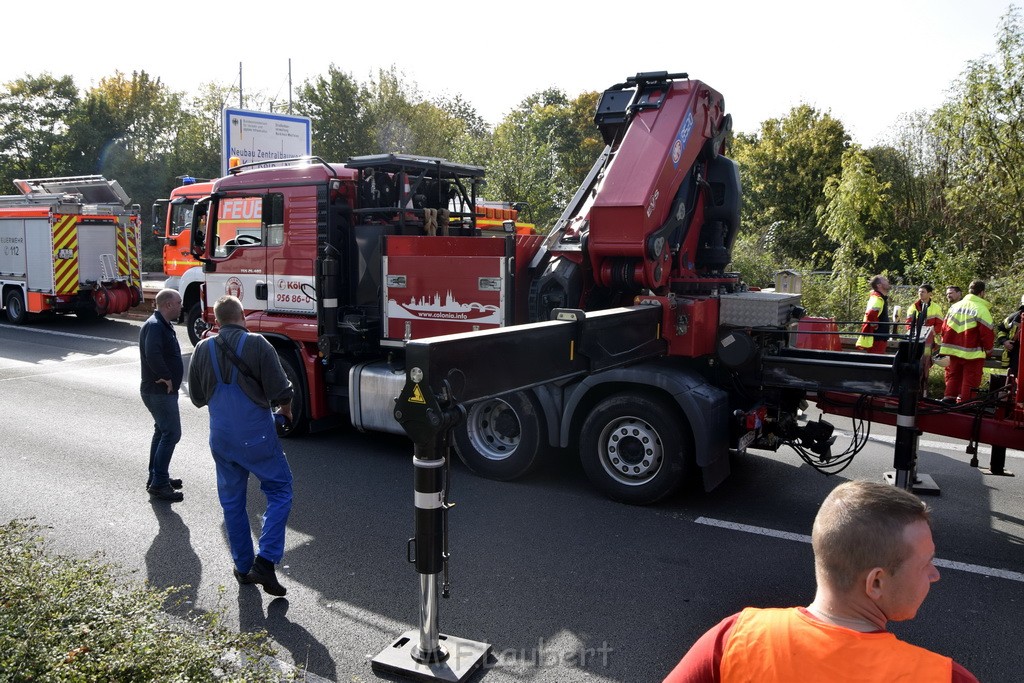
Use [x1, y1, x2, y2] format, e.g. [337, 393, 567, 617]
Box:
[1, 312, 1022, 682]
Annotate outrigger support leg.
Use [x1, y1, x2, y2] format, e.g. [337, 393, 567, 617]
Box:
[371, 371, 491, 682]
[885, 337, 940, 495]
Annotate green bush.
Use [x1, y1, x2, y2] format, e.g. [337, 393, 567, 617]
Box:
[0, 519, 297, 682]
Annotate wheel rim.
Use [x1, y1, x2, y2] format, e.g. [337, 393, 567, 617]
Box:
[597, 415, 664, 486]
[8, 294, 23, 320]
[189, 307, 209, 341]
[465, 398, 521, 462]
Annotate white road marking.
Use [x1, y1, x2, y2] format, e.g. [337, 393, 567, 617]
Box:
[835, 429, 1024, 459]
[694, 516, 1024, 582]
[695, 516, 811, 544]
[0, 326, 137, 346]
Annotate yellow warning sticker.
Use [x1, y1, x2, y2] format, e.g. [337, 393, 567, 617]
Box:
[409, 384, 427, 404]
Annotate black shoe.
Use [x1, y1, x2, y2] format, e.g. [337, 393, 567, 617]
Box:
[149, 485, 184, 502]
[146, 479, 183, 492]
[247, 556, 287, 596]
[234, 568, 255, 585]
[941, 396, 958, 405]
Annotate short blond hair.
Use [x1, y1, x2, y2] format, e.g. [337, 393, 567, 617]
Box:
[812, 481, 930, 592]
[213, 295, 244, 326]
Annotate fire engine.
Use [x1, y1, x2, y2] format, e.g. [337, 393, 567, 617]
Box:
[0, 175, 143, 324]
[153, 176, 266, 345]
[188, 72, 1023, 510]
[153, 177, 215, 344]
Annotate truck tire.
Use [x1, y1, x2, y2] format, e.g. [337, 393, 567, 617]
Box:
[4, 290, 28, 325]
[185, 302, 208, 346]
[579, 392, 691, 505]
[277, 352, 308, 437]
[453, 391, 547, 480]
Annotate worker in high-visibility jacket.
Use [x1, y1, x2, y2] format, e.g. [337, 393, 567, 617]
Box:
[855, 275, 892, 354]
[995, 295, 1023, 378]
[906, 283, 944, 343]
[939, 280, 994, 403]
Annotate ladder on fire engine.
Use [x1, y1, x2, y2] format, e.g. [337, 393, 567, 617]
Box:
[100, 254, 116, 281]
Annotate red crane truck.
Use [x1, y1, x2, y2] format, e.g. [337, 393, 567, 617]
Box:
[186, 72, 1022, 510]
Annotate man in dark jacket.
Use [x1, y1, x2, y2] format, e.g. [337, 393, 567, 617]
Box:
[139, 288, 184, 502]
[189, 295, 294, 596]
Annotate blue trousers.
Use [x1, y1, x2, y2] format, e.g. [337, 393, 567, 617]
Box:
[211, 432, 293, 572]
[207, 335, 293, 573]
[141, 392, 181, 489]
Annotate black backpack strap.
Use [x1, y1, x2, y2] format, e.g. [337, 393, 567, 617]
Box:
[215, 334, 260, 385]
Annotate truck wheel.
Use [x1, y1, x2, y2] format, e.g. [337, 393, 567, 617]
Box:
[579, 392, 690, 505]
[277, 352, 308, 437]
[453, 391, 546, 480]
[185, 302, 208, 346]
[4, 290, 28, 325]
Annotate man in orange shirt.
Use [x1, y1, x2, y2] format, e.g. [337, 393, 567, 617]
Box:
[662, 481, 977, 683]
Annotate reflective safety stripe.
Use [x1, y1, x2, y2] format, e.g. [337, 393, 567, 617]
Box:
[896, 414, 915, 428]
[415, 490, 444, 509]
[413, 457, 446, 468]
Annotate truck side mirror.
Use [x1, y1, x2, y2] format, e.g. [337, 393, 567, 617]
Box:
[190, 198, 211, 260]
[152, 198, 168, 234]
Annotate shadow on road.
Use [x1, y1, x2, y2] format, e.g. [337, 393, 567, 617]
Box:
[145, 502, 202, 616]
[238, 592, 338, 681]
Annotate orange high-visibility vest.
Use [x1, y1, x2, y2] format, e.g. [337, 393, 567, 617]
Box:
[720, 607, 951, 683]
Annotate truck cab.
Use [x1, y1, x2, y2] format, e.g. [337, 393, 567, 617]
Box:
[152, 177, 214, 344]
[189, 155, 533, 452]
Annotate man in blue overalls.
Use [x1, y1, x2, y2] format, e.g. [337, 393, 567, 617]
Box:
[188, 295, 294, 596]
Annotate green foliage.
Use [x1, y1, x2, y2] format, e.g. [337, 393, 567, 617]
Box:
[0, 74, 80, 189]
[732, 104, 850, 266]
[728, 233, 778, 289]
[294, 65, 373, 161]
[820, 145, 893, 272]
[482, 88, 604, 231]
[486, 109, 558, 229]
[0, 518, 296, 682]
[929, 6, 1024, 271]
[4, 13, 1024, 283]
[900, 246, 982, 297]
[794, 270, 865, 325]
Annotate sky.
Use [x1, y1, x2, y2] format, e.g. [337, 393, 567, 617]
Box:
[0, 0, 1017, 147]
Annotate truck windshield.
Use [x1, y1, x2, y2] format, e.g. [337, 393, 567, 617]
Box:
[169, 202, 194, 236]
[209, 194, 282, 257]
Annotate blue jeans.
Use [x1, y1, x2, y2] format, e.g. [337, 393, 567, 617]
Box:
[142, 392, 181, 489]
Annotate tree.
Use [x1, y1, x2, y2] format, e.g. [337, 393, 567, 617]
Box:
[169, 82, 230, 181]
[732, 105, 850, 266]
[820, 145, 892, 273]
[487, 109, 556, 227]
[62, 71, 188, 270]
[361, 66, 419, 154]
[930, 6, 1024, 273]
[559, 91, 604, 196]
[0, 73, 80, 189]
[295, 65, 372, 161]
